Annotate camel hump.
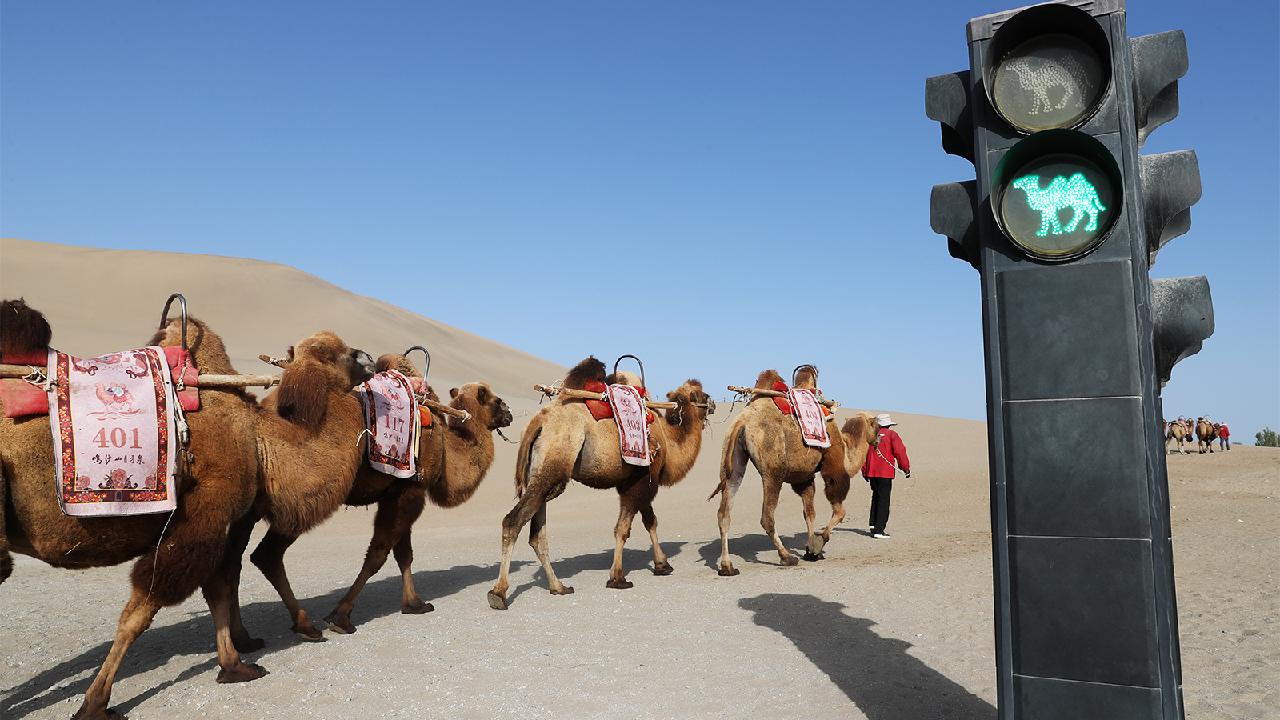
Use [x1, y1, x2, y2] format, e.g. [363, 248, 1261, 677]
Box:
[793, 365, 818, 389]
[375, 353, 420, 377]
[607, 370, 642, 387]
[563, 356, 606, 390]
[754, 369, 785, 390]
[0, 298, 52, 357]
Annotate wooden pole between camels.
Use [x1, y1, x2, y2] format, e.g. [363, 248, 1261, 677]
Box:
[727, 384, 839, 409]
[534, 384, 679, 411]
[416, 396, 472, 421]
[0, 364, 280, 389]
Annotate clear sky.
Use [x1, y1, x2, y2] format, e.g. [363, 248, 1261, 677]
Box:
[3, 1, 1277, 440]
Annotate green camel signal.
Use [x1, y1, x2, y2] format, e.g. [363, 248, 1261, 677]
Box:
[1012, 173, 1107, 237]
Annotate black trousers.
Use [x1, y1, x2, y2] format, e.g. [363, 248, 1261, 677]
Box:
[868, 477, 893, 533]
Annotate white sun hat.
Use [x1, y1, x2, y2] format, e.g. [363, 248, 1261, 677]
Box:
[875, 413, 897, 427]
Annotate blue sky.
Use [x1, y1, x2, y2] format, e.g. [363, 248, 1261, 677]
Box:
[3, 1, 1277, 439]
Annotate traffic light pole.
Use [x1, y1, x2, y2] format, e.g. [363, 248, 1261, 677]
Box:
[928, 1, 1211, 718]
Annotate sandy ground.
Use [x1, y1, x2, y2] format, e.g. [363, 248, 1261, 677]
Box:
[2, 238, 1277, 718]
[2, 413, 1276, 719]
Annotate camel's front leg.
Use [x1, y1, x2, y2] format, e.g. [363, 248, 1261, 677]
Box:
[222, 511, 265, 653]
[528, 503, 573, 595]
[201, 575, 268, 684]
[761, 477, 798, 566]
[796, 480, 824, 561]
[640, 504, 673, 575]
[819, 473, 850, 548]
[606, 499, 639, 589]
[249, 530, 322, 640]
[71, 589, 162, 720]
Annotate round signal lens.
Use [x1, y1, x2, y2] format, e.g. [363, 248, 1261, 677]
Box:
[998, 153, 1117, 260]
[992, 33, 1107, 132]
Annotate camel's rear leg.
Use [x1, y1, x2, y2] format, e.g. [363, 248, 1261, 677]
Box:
[488, 489, 559, 610]
[201, 575, 268, 684]
[761, 477, 798, 566]
[249, 530, 323, 641]
[223, 511, 265, 653]
[818, 473, 850, 550]
[393, 530, 430, 613]
[527, 503, 572, 595]
[606, 477, 656, 589]
[326, 486, 430, 634]
[640, 504, 673, 575]
[72, 589, 163, 720]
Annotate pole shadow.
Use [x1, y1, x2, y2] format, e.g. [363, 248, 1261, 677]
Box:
[739, 593, 995, 720]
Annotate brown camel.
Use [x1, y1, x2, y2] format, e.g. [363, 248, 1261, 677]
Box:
[487, 357, 714, 610]
[0, 299, 369, 719]
[1164, 420, 1191, 454]
[709, 368, 879, 576]
[246, 351, 513, 638]
[1196, 417, 1218, 454]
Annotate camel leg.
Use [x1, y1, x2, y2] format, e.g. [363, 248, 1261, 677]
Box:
[640, 504, 673, 576]
[527, 503, 573, 595]
[394, 530, 431, 614]
[819, 474, 850, 548]
[201, 575, 268, 684]
[222, 511, 265, 653]
[249, 530, 323, 641]
[488, 489, 559, 610]
[72, 589, 162, 720]
[716, 481, 740, 577]
[797, 480, 825, 561]
[606, 501, 638, 590]
[761, 477, 798, 566]
[326, 487, 430, 634]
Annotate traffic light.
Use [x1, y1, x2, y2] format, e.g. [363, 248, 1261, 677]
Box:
[925, 2, 1212, 718]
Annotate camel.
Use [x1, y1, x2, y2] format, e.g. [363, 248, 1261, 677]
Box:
[709, 368, 879, 576]
[0, 299, 370, 720]
[1196, 417, 1218, 454]
[486, 357, 714, 610]
[1165, 419, 1191, 454]
[245, 351, 513, 638]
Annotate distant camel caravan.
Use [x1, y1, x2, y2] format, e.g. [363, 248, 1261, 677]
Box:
[1164, 419, 1192, 454]
[712, 366, 878, 575]
[0, 298, 374, 719]
[1164, 417, 1226, 455]
[487, 356, 715, 610]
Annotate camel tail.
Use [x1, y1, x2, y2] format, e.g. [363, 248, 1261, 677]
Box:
[0, 467, 11, 585]
[710, 420, 744, 501]
[515, 418, 542, 499]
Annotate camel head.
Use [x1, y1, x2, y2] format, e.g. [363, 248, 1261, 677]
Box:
[274, 331, 375, 425]
[0, 298, 52, 358]
[449, 382, 513, 431]
[664, 379, 715, 428]
[841, 412, 880, 449]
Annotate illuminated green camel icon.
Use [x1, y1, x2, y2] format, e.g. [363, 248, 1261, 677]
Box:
[1012, 173, 1106, 237]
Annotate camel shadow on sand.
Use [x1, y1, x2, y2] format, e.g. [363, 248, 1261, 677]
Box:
[739, 593, 995, 720]
[0, 559, 531, 719]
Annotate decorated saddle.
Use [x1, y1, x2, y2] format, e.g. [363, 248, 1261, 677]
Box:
[767, 380, 831, 449]
[357, 369, 422, 479]
[45, 347, 184, 517]
[1, 346, 199, 419]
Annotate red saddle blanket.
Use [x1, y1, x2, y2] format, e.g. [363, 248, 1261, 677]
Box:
[1, 346, 199, 419]
[582, 381, 655, 425]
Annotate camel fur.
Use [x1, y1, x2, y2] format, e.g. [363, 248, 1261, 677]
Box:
[249, 349, 513, 637]
[0, 301, 351, 719]
[488, 358, 714, 610]
[1196, 418, 1219, 454]
[710, 368, 878, 575]
[1165, 420, 1192, 455]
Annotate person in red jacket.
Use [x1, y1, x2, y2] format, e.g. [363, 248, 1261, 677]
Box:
[1218, 422, 1231, 451]
[862, 413, 911, 539]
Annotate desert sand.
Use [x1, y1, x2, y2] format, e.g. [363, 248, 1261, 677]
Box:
[1, 238, 1276, 719]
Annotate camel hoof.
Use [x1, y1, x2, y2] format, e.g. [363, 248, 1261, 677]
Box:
[652, 561, 674, 576]
[550, 585, 575, 596]
[717, 566, 740, 577]
[233, 636, 266, 653]
[324, 613, 357, 635]
[216, 662, 268, 684]
[487, 591, 509, 610]
[402, 600, 435, 615]
[802, 551, 826, 562]
[292, 623, 326, 642]
[811, 534, 828, 554]
[71, 706, 126, 720]
[780, 555, 800, 567]
[605, 578, 634, 590]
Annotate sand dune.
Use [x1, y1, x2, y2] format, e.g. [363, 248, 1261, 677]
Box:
[1, 237, 1275, 719]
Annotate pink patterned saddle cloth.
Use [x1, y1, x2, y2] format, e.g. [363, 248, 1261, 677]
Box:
[358, 370, 419, 478]
[50, 347, 180, 517]
[788, 388, 831, 448]
[605, 383, 650, 467]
